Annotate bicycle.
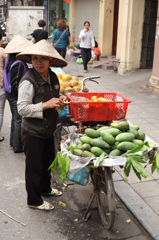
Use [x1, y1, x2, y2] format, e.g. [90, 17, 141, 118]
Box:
[53, 75, 129, 230]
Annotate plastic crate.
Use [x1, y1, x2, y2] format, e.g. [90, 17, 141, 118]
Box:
[65, 92, 131, 122]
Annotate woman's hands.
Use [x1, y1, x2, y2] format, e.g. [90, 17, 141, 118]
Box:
[42, 95, 69, 110]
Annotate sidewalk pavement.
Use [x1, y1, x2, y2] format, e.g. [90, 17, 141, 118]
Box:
[64, 56, 159, 240]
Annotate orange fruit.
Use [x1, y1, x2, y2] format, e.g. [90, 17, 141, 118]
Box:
[56, 73, 63, 79]
[91, 96, 98, 101]
[62, 74, 71, 81]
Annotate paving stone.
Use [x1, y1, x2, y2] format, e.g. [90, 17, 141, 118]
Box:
[144, 196, 159, 214]
[115, 181, 159, 239]
[119, 169, 154, 184]
[130, 181, 159, 199]
[113, 170, 123, 181]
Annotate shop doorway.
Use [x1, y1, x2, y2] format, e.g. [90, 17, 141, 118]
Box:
[140, 0, 158, 68]
[112, 0, 119, 56]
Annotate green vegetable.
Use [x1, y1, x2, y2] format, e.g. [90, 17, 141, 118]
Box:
[124, 159, 131, 183]
[156, 151, 159, 175]
[131, 158, 149, 180]
[95, 152, 105, 167]
[49, 153, 69, 183]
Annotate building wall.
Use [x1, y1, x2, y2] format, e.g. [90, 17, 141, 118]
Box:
[74, 0, 99, 45]
[117, 0, 145, 74]
[7, 6, 44, 38]
[98, 0, 114, 56]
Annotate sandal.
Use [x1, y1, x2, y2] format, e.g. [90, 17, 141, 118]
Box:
[0, 136, 4, 142]
[28, 201, 54, 211]
[84, 70, 87, 73]
[42, 188, 62, 196]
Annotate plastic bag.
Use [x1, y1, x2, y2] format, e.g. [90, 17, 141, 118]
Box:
[50, 67, 66, 76]
[57, 107, 69, 119]
[66, 49, 73, 56]
[76, 57, 83, 64]
[67, 166, 91, 186]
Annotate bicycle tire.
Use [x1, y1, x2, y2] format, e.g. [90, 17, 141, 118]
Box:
[96, 167, 116, 230]
[54, 123, 77, 154]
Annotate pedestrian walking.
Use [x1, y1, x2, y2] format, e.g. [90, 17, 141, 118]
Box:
[32, 19, 48, 44]
[79, 21, 95, 73]
[17, 40, 68, 211]
[63, 17, 71, 41]
[0, 31, 7, 142]
[51, 19, 69, 59]
[4, 34, 32, 153]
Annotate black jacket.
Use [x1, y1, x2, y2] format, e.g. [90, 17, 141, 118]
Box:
[20, 68, 60, 138]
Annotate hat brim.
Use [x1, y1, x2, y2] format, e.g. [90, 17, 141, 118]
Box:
[4, 34, 33, 54]
[16, 39, 67, 68]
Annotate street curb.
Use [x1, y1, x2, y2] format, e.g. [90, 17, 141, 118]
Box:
[114, 180, 159, 240]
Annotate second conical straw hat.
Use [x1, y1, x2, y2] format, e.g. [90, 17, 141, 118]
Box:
[4, 34, 33, 54]
[16, 39, 67, 68]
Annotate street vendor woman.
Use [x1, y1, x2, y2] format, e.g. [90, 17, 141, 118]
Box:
[17, 40, 68, 211]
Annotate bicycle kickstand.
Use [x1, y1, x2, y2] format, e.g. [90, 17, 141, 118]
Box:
[83, 188, 96, 221]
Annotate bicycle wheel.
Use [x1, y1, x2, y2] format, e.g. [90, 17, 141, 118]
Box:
[54, 123, 77, 154]
[96, 167, 116, 230]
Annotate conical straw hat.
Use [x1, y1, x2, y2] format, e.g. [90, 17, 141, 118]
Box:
[16, 39, 67, 67]
[4, 34, 33, 54]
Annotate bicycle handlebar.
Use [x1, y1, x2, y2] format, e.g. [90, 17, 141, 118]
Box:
[80, 75, 100, 92]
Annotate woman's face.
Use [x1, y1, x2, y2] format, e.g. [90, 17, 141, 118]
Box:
[31, 55, 50, 75]
[84, 22, 90, 30]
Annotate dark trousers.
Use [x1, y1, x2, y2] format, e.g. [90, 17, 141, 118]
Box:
[80, 48, 91, 70]
[6, 91, 23, 152]
[55, 47, 66, 59]
[21, 131, 55, 206]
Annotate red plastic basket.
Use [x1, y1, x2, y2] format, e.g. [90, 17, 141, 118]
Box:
[65, 92, 131, 122]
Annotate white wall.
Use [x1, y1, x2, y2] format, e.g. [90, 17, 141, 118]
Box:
[7, 6, 44, 39]
[74, 0, 99, 45]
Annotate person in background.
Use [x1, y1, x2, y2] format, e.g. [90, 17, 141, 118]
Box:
[4, 35, 32, 153]
[17, 40, 68, 211]
[0, 31, 7, 142]
[79, 21, 95, 73]
[32, 19, 48, 44]
[63, 17, 71, 40]
[51, 19, 69, 59]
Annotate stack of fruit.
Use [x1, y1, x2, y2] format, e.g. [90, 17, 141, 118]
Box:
[69, 120, 145, 157]
[56, 73, 87, 93]
[67, 120, 159, 181]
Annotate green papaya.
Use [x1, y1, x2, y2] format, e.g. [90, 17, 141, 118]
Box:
[115, 132, 135, 142]
[80, 136, 92, 145]
[111, 121, 129, 131]
[117, 141, 137, 151]
[82, 143, 91, 151]
[90, 138, 110, 149]
[100, 131, 115, 145]
[136, 131, 145, 140]
[127, 126, 139, 138]
[85, 128, 100, 138]
[82, 151, 94, 157]
[109, 149, 122, 156]
[91, 147, 106, 157]
[73, 149, 83, 156]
